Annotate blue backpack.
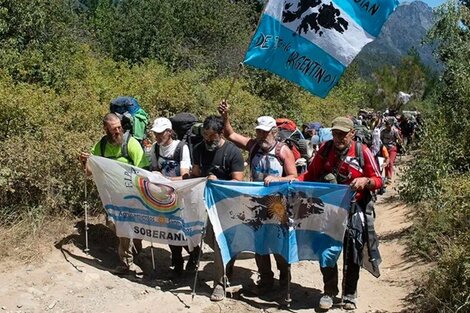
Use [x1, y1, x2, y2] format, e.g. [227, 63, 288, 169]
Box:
[109, 97, 149, 142]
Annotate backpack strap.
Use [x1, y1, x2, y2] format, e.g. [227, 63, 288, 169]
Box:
[98, 131, 133, 164]
[274, 141, 286, 167]
[173, 141, 186, 163]
[320, 140, 334, 160]
[154, 140, 186, 171]
[248, 141, 260, 166]
[355, 141, 364, 169]
[99, 136, 107, 157]
[121, 131, 131, 161]
[153, 143, 161, 170]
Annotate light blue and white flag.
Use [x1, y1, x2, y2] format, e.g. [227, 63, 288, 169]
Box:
[88, 156, 206, 250]
[205, 180, 353, 267]
[244, 0, 398, 98]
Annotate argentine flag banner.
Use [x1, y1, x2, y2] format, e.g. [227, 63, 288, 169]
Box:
[244, 0, 398, 98]
[205, 180, 354, 267]
[88, 156, 206, 250]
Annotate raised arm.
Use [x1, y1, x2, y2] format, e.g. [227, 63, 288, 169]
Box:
[218, 100, 251, 151]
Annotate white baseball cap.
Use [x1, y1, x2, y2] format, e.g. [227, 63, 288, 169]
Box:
[151, 117, 172, 133]
[255, 116, 276, 131]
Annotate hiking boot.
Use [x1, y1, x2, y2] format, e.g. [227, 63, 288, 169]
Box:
[254, 279, 274, 295]
[342, 294, 357, 310]
[185, 249, 200, 272]
[172, 261, 184, 276]
[319, 294, 334, 310]
[210, 283, 225, 302]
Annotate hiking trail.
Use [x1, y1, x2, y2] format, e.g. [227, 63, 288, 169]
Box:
[0, 158, 427, 313]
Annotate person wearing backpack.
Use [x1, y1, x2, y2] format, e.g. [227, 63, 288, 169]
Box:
[148, 117, 199, 275]
[191, 115, 245, 301]
[79, 113, 149, 275]
[380, 118, 402, 184]
[218, 101, 298, 295]
[299, 117, 383, 311]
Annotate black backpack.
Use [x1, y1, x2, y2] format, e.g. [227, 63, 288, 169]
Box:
[169, 113, 203, 160]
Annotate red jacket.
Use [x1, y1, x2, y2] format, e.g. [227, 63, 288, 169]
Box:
[299, 140, 382, 201]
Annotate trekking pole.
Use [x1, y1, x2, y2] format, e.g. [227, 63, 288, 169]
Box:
[285, 264, 292, 308]
[150, 242, 156, 270]
[83, 169, 90, 254]
[191, 219, 208, 301]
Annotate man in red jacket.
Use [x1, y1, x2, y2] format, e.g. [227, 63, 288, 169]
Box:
[300, 117, 382, 311]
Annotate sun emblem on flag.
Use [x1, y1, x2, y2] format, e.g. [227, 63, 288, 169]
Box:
[131, 176, 179, 214]
[266, 195, 288, 224]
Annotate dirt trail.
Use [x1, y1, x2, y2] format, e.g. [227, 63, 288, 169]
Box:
[0, 161, 427, 313]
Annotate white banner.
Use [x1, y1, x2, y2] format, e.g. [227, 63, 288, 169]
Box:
[88, 156, 206, 250]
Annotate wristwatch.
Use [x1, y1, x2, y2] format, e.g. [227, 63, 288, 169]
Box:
[366, 178, 372, 188]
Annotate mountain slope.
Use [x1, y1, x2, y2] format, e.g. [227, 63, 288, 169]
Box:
[355, 1, 437, 76]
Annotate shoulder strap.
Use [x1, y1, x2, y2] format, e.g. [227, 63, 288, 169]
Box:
[248, 141, 260, 166]
[99, 136, 107, 157]
[173, 141, 186, 163]
[121, 131, 133, 163]
[154, 143, 160, 160]
[320, 140, 334, 160]
[274, 142, 286, 167]
[355, 141, 364, 169]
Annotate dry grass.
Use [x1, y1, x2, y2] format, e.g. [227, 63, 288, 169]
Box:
[0, 212, 77, 264]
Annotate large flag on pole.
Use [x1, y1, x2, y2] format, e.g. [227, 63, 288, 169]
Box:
[244, 0, 398, 98]
[88, 156, 206, 250]
[205, 180, 353, 267]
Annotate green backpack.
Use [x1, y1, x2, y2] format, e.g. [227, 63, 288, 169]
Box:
[109, 96, 149, 143]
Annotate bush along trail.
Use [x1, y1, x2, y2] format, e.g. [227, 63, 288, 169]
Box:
[0, 158, 427, 313]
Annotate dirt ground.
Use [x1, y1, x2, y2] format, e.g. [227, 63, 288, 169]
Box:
[0, 161, 428, 313]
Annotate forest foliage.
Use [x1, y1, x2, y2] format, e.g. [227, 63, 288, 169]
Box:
[398, 1, 470, 312]
[2, 1, 465, 311]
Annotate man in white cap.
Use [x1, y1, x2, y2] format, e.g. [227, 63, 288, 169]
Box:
[149, 117, 197, 274]
[218, 101, 297, 294]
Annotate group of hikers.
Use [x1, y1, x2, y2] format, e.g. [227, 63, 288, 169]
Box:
[78, 97, 418, 311]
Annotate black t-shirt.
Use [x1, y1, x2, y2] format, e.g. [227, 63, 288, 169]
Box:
[192, 140, 244, 180]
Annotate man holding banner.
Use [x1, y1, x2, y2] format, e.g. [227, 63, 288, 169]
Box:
[79, 113, 149, 274]
[300, 117, 383, 310]
[191, 115, 245, 301]
[218, 101, 298, 294]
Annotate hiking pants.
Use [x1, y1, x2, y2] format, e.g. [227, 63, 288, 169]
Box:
[321, 234, 360, 297]
[385, 145, 397, 179]
[169, 245, 199, 271]
[106, 217, 142, 266]
[205, 220, 236, 285]
[118, 237, 143, 266]
[255, 253, 290, 285]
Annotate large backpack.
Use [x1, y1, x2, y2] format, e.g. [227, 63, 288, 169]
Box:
[170, 112, 203, 160]
[109, 97, 149, 143]
[275, 118, 314, 164]
[354, 124, 373, 147]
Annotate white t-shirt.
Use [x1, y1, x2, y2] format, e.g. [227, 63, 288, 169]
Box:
[149, 140, 191, 177]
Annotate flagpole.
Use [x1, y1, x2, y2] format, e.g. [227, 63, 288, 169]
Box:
[223, 1, 268, 103]
[223, 62, 244, 102]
